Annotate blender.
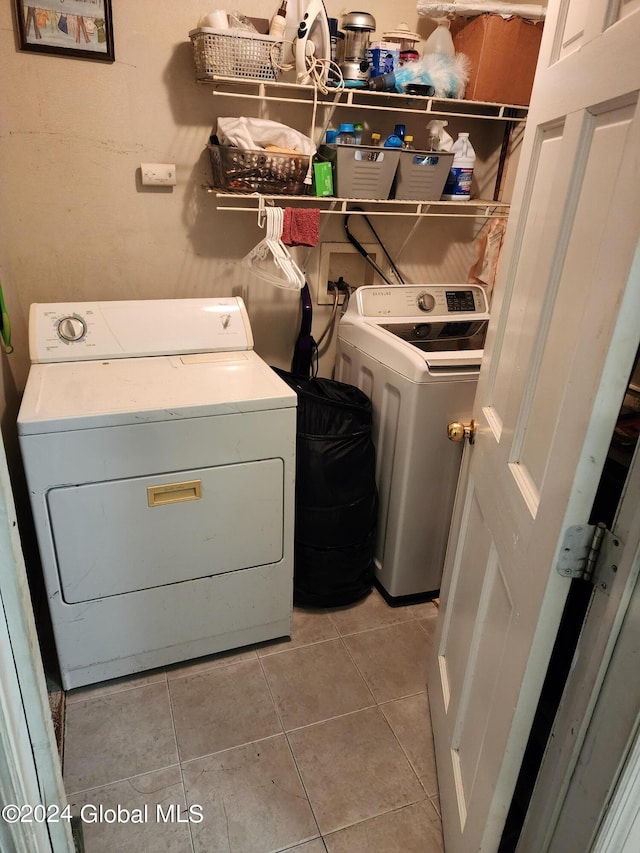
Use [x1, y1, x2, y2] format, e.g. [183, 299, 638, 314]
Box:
[382, 22, 421, 65]
[340, 11, 376, 86]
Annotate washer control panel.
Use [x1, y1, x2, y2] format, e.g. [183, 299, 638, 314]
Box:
[356, 285, 488, 319]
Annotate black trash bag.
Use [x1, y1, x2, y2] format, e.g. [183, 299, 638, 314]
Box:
[273, 369, 377, 607]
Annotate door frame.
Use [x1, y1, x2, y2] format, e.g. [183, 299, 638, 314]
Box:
[519, 353, 640, 850]
[0, 437, 72, 853]
[592, 724, 640, 852]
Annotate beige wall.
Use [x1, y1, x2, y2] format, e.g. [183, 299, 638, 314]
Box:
[0, 0, 513, 668]
[0, 1, 486, 404]
[0, 0, 515, 522]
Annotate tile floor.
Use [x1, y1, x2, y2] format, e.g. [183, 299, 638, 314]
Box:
[63, 588, 443, 853]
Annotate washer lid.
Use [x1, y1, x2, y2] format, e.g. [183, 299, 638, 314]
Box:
[29, 297, 253, 364]
[17, 350, 296, 434]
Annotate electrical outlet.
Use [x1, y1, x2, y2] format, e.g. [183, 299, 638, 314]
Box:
[316, 242, 382, 305]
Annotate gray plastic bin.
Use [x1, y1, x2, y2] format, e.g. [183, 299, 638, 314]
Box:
[334, 145, 400, 200]
[393, 150, 454, 200]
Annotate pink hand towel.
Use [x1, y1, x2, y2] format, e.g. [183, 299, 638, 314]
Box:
[282, 208, 320, 247]
[282, 207, 293, 245]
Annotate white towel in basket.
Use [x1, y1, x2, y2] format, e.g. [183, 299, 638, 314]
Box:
[216, 117, 316, 157]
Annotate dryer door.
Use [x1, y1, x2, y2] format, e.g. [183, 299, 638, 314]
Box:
[47, 459, 284, 603]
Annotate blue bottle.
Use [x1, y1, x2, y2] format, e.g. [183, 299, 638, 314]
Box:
[337, 123, 356, 145]
[383, 133, 403, 148]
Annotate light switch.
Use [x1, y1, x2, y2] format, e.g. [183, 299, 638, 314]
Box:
[140, 163, 177, 186]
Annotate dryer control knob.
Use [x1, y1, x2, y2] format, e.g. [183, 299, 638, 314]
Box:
[417, 293, 436, 312]
[57, 315, 87, 343]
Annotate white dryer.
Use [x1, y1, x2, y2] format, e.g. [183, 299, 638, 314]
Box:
[335, 284, 489, 602]
[18, 298, 297, 689]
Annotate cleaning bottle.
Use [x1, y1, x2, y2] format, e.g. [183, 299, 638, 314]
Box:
[424, 18, 455, 58]
[268, 0, 287, 38]
[426, 120, 453, 151]
[383, 132, 403, 148]
[393, 124, 406, 143]
[441, 132, 475, 201]
[337, 123, 356, 145]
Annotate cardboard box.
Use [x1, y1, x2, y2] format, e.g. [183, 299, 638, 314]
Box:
[452, 15, 543, 106]
[367, 42, 401, 77]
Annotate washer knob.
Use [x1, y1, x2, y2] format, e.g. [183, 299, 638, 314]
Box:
[57, 315, 87, 342]
[417, 292, 436, 312]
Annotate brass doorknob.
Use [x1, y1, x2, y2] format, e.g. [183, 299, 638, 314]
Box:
[447, 420, 476, 444]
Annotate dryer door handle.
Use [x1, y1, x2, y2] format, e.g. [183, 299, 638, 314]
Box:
[147, 480, 202, 507]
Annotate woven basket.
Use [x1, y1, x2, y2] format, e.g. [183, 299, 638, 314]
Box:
[189, 28, 282, 81]
[209, 144, 310, 195]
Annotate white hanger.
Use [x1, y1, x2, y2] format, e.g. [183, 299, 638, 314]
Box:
[242, 204, 305, 291]
[247, 206, 305, 291]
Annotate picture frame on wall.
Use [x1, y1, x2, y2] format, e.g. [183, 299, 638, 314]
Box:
[16, 0, 114, 62]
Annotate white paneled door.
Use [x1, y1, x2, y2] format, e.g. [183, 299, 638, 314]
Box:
[428, 0, 640, 849]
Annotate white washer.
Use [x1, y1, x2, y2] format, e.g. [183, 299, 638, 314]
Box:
[335, 284, 489, 602]
[18, 298, 297, 689]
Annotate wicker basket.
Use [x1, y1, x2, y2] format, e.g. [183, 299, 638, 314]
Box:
[189, 27, 283, 81]
[209, 144, 311, 195]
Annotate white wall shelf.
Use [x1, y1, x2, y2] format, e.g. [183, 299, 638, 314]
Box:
[212, 191, 511, 219]
[205, 76, 528, 217]
[207, 76, 529, 124]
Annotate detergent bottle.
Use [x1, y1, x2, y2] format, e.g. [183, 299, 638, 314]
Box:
[423, 18, 455, 58]
[441, 132, 475, 201]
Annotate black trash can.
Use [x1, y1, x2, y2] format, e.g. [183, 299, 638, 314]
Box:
[273, 369, 377, 607]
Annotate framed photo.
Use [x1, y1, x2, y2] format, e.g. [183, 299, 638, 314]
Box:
[16, 0, 114, 62]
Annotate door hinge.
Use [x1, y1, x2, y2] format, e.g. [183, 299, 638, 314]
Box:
[556, 522, 622, 593]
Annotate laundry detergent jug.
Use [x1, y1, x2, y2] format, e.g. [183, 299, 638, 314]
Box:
[441, 132, 475, 201]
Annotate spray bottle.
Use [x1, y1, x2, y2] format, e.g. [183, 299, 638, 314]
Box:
[426, 120, 453, 151]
